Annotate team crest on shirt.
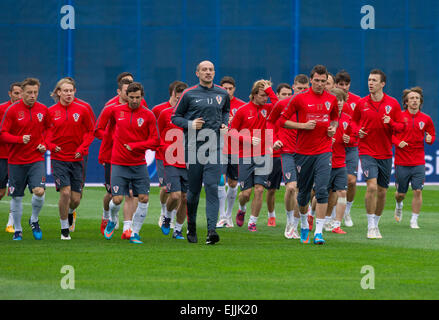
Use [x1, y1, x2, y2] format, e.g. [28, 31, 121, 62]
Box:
[285, 172, 291, 180]
[261, 109, 267, 118]
[8, 186, 14, 195]
[18, 111, 25, 120]
[325, 101, 331, 111]
[216, 95, 222, 104]
[350, 103, 356, 110]
[343, 122, 348, 130]
[137, 118, 144, 127]
[55, 110, 62, 118]
[159, 177, 163, 185]
[55, 179, 61, 186]
[37, 113, 44, 122]
[297, 166, 301, 173]
[419, 121, 425, 130]
[364, 170, 369, 178]
[113, 185, 119, 193]
[167, 183, 172, 190]
[266, 180, 271, 187]
[385, 105, 392, 114]
[73, 113, 80, 122]
[232, 108, 237, 116]
[240, 181, 245, 188]
[119, 111, 125, 119]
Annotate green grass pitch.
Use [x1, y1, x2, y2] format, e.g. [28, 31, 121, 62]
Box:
[1, 185, 438, 300]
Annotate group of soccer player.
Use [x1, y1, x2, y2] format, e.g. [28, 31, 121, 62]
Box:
[0, 60, 436, 245]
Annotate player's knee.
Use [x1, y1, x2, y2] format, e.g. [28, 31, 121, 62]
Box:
[138, 194, 149, 203]
[254, 184, 264, 196]
[60, 187, 71, 199]
[337, 190, 347, 198]
[170, 192, 181, 203]
[366, 183, 378, 194]
[413, 189, 422, 198]
[285, 182, 296, 194]
[33, 187, 45, 197]
[347, 175, 357, 185]
[112, 196, 123, 206]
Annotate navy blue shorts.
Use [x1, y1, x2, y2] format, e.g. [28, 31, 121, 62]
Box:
[395, 165, 425, 194]
[266, 156, 282, 190]
[156, 159, 166, 187]
[0, 158, 8, 189]
[104, 162, 112, 194]
[8, 161, 46, 197]
[345, 147, 359, 176]
[238, 156, 271, 191]
[164, 165, 188, 193]
[328, 166, 348, 192]
[295, 152, 332, 206]
[360, 155, 392, 188]
[281, 153, 297, 184]
[111, 164, 150, 196]
[52, 159, 84, 193]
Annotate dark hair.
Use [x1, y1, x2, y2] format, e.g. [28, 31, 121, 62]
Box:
[126, 82, 144, 97]
[117, 72, 134, 84]
[370, 69, 386, 83]
[9, 82, 22, 92]
[118, 78, 133, 90]
[402, 86, 423, 110]
[335, 70, 351, 84]
[310, 65, 328, 79]
[294, 74, 309, 84]
[327, 72, 335, 82]
[220, 76, 236, 87]
[168, 81, 188, 96]
[21, 78, 41, 89]
[276, 83, 292, 94]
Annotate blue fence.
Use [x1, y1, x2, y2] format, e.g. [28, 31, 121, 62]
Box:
[1, 0, 438, 183]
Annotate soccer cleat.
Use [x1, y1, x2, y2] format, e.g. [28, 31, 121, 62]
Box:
[313, 233, 325, 245]
[267, 217, 276, 227]
[375, 227, 382, 239]
[161, 217, 171, 235]
[61, 228, 71, 240]
[206, 229, 220, 245]
[394, 207, 403, 223]
[29, 219, 42, 240]
[344, 212, 354, 227]
[121, 229, 132, 240]
[68, 210, 76, 232]
[158, 213, 165, 227]
[187, 230, 198, 243]
[216, 218, 228, 228]
[410, 220, 420, 229]
[367, 228, 376, 239]
[236, 210, 246, 227]
[225, 218, 234, 228]
[307, 214, 314, 231]
[104, 221, 117, 240]
[172, 230, 185, 240]
[284, 223, 300, 239]
[248, 223, 257, 232]
[5, 225, 15, 233]
[13, 231, 23, 241]
[129, 233, 143, 244]
[332, 226, 347, 234]
[100, 218, 109, 235]
[300, 228, 311, 244]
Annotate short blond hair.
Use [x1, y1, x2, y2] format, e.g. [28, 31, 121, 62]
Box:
[330, 87, 347, 102]
[50, 78, 76, 102]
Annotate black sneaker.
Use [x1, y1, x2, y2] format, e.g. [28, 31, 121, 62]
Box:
[61, 228, 71, 240]
[187, 230, 198, 243]
[206, 229, 220, 245]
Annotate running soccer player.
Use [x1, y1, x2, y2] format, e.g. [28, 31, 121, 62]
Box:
[325, 72, 336, 91]
[157, 82, 189, 239]
[217, 76, 246, 229]
[95, 82, 159, 244]
[0, 78, 50, 241]
[352, 69, 405, 239]
[171, 60, 230, 245]
[230, 79, 278, 232]
[46, 78, 95, 240]
[393, 87, 435, 229]
[152, 81, 187, 228]
[278, 65, 339, 245]
[292, 74, 310, 94]
[276, 83, 293, 100]
[1, 82, 22, 233]
[325, 88, 355, 234]
[335, 70, 361, 227]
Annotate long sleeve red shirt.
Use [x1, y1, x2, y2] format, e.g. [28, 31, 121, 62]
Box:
[392, 110, 436, 166]
[157, 106, 185, 168]
[341, 92, 361, 147]
[0, 100, 51, 164]
[229, 87, 278, 158]
[332, 112, 354, 168]
[95, 102, 118, 164]
[152, 101, 172, 161]
[94, 103, 159, 166]
[46, 101, 95, 162]
[0, 100, 12, 159]
[267, 96, 297, 154]
[222, 96, 247, 156]
[278, 88, 339, 155]
[352, 93, 405, 159]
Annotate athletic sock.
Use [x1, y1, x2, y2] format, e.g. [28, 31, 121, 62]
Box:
[292, 216, 300, 229]
[248, 215, 258, 225]
[31, 194, 45, 223]
[315, 218, 325, 235]
[170, 209, 177, 223]
[132, 202, 149, 234]
[330, 207, 336, 219]
[268, 211, 276, 218]
[367, 213, 376, 229]
[226, 186, 238, 218]
[160, 202, 166, 216]
[60, 218, 69, 230]
[374, 215, 381, 227]
[286, 210, 294, 224]
[174, 222, 183, 232]
[10, 197, 23, 232]
[239, 203, 246, 212]
[411, 213, 419, 222]
[345, 201, 353, 215]
[109, 199, 121, 223]
[218, 185, 226, 219]
[123, 220, 132, 232]
[7, 212, 14, 226]
[396, 201, 403, 209]
[333, 220, 341, 228]
[102, 208, 110, 220]
[325, 216, 332, 224]
[300, 213, 309, 230]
